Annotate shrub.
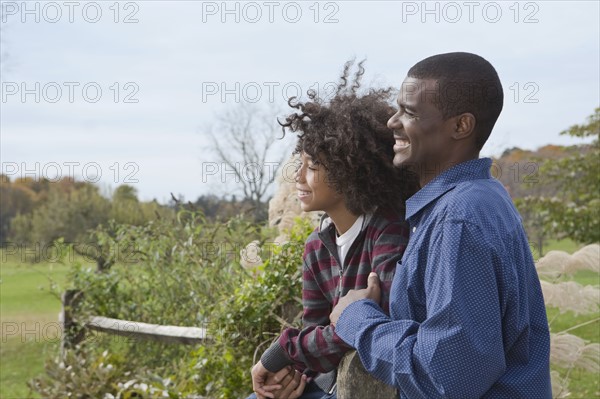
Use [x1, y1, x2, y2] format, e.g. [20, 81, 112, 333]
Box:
[190, 219, 312, 398]
[31, 211, 313, 399]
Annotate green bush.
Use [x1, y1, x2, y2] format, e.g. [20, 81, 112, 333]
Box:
[30, 345, 198, 398]
[32, 211, 313, 399]
[67, 210, 265, 324]
[191, 220, 311, 398]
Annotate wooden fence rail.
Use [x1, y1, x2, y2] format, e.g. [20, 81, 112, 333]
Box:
[86, 316, 208, 345]
[60, 289, 208, 354]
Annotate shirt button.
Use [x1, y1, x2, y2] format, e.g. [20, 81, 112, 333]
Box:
[412, 227, 417, 233]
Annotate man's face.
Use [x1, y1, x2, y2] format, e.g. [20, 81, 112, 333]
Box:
[388, 77, 455, 175]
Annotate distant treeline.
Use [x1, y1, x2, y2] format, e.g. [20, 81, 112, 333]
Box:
[0, 175, 268, 246]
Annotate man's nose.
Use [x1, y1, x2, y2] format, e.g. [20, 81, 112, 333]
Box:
[387, 113, 401, 129]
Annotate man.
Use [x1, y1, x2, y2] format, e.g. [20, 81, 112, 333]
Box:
[330, 52, 552, 398]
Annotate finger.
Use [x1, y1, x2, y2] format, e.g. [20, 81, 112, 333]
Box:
[277, 370, 302, 398]
[253, 368, 279, 399]
[369, 272, 382, 297]
[262, 384, 283, 391]
[361, 273, 380, 305]
[289, 374, 308, 399]
[277, 371, 295, 390]
[272, 366, 293, 383]
[254, 387, 276, 399]
[367, 272, 380, 288]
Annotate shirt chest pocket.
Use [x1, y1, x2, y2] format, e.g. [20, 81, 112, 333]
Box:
[393, 258, 427, 322]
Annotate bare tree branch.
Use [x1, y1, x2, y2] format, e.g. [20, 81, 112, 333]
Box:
[205, 103, 291, 220]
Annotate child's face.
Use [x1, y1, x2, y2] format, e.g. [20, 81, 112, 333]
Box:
[295, 152, 344, 214]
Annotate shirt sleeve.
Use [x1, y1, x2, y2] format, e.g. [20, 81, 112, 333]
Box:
[335, 220, 507, 399]
[261, 261, 353, 373]
[261, 219, 409, 374]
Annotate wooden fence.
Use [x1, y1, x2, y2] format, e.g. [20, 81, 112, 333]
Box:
[60, 289, 397, 399]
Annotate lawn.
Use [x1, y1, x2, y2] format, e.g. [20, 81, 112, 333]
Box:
[0, 249, 82, 398]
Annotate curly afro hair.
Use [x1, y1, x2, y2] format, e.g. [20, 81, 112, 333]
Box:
[279, 60, 420, 216]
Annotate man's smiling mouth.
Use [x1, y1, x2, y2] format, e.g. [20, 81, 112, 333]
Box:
[394, 135, 411, 150]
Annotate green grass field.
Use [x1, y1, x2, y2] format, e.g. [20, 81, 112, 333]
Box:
[1, 240, 598, 398]
[1, 250, 81, 399]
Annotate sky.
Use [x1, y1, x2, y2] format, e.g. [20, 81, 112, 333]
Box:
[1, 0, 599, 203]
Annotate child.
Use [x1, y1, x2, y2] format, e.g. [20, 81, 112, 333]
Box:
[249, 61, 419, 399]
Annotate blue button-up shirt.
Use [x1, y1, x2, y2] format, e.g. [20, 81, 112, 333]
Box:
[335, 158, 551, 398]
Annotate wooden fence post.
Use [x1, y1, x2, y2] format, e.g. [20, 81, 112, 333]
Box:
[60, 289, 84, 358]
[336, 351, 398, 399]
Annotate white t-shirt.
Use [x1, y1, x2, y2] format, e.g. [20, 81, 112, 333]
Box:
[336, 215, 365, 267]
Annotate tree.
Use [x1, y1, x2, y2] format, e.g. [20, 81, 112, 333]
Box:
[110, 184, 144, 225]
[205, 103, 292, 221]
[31, 182, 111, 246]
[517, 108, 599, 245]
[0, 176, 36, 241]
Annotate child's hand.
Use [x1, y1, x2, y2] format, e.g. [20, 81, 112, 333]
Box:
[265, 370, 307, 399]
[250, 361, 289, 399]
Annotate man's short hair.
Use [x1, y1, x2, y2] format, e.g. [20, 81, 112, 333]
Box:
[407, 52, 504, 150]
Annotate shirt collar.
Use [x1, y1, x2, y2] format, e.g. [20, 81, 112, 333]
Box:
[405, 158, 493, 220]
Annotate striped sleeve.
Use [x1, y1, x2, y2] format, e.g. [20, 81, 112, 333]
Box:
[261, 258, 353, 373]
[371, 219, 410, 313]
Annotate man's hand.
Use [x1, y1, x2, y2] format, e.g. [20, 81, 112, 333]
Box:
[330, 272, 381, 326]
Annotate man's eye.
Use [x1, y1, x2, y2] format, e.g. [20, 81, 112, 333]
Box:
[400, 106, 416, 118]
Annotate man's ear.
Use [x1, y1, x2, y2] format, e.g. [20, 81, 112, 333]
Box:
[451, 113, 476, 141]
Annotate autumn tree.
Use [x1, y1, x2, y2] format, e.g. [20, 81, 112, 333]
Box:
[0, 176, 36, 241]
[517, 108, 599, 245]
[10, 181, 111, 247]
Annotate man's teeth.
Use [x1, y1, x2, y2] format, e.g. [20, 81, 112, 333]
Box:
[396, 139, 410, 148]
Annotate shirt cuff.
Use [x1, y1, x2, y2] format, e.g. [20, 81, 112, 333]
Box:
[260, 340, 294, 372]
[335, 299, 384, 346]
